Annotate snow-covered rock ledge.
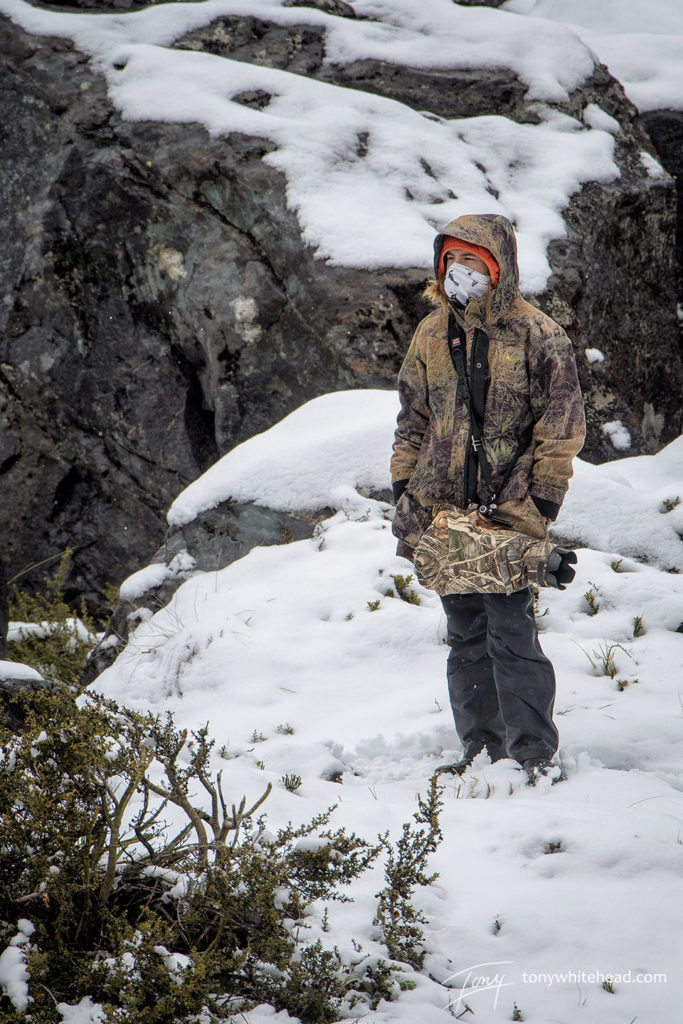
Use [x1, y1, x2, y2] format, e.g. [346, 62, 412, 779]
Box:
[85, 390, 683, 686]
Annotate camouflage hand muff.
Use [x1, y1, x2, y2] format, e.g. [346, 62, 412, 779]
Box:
[413, 507, 557, 596]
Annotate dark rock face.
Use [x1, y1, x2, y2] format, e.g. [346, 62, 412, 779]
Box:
[0, 674, 59, 733]
[0, 9, 681, 610]
[284, 0, 356, 14]
[641, 109, 683, 347]
[0, 558, 7, 658]
[541, 68, 682, 455]
[0, 18, 426, 611]
[30, 0, 186, 10]
[177, 15, 533, 122]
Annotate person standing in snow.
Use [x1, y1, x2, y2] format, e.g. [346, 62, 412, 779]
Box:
[390, 214, 586, 784]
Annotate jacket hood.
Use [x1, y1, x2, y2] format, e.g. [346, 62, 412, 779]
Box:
[430, 214, 521, 324]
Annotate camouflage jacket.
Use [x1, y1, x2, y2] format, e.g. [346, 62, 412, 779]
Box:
[391, 214, 586, 558]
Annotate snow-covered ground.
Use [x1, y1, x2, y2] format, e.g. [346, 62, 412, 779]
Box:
[84, 389, 683, 1024]
[503, 0, 683, 113]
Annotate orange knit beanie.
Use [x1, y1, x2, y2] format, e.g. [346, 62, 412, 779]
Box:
[438, 237, 500, 286]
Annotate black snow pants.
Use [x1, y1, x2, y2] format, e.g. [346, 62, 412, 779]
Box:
[440, 586, 558, 763]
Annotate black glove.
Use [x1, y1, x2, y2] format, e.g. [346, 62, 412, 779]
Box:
[392, 479, 409, 504]
[531, 494, 561, 521]
[545, 547, 577, 590]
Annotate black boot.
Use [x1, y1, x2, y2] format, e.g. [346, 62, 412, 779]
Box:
[433, 755, 475, 777]
[522, 757, 564, 786]
[434, 748, 504, 777]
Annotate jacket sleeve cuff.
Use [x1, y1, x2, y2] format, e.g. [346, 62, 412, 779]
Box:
[392, 479, 409, 504]
[530, 494, 561, 521]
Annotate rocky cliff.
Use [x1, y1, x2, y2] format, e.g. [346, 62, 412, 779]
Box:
[0, 1, 681, 610]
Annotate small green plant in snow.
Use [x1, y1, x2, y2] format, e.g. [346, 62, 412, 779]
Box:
[532, 585, 549, 618]
[582, 640, 629, 679]
[374, 777, 443, 969]
[282, 772, 303, 792]
[583, 582, 601, 616]
[390, 574, 421, 605]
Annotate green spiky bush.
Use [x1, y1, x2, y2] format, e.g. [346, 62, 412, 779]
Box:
[7, 550, 99, 686]
[0, 686, 443, 1022]
[374, 778, 443, 969]
[0, 558, 445, 1022]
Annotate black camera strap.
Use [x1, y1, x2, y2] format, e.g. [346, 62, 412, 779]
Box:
[447, 308, 532, 516]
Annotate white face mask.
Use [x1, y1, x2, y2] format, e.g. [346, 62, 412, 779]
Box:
[444, 262, 490, 307]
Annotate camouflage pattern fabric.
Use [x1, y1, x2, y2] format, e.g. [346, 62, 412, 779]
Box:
[413, 507, 557, 596]
[391, 214, 586, 559]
